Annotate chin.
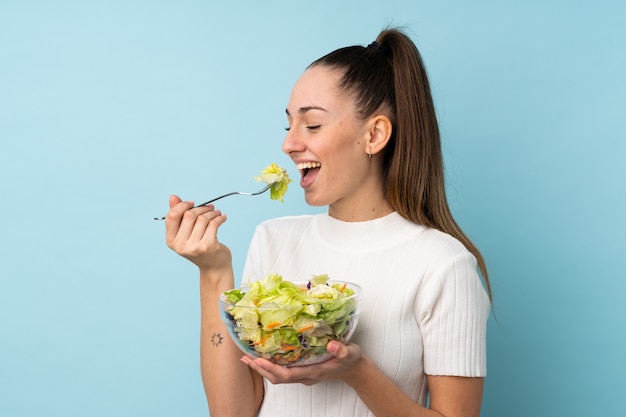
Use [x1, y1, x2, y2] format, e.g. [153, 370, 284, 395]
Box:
[303, 193, 329, 208]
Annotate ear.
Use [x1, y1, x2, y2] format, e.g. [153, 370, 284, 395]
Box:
[366, 114, 393, 156]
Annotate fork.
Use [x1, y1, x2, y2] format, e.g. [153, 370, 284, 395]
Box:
[153, 183, 272, 220]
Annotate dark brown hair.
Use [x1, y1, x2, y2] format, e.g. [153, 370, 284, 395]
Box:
[309, 28, 492, 299]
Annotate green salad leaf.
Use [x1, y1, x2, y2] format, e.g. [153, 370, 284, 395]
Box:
[222, 274, 358, 364]
[254, 163, 291, 202]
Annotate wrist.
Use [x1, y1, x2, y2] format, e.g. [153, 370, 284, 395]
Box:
[199, 266, 235, 293]
[343, 353, 375, 388]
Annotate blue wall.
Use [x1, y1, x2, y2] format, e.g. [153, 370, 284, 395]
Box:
[1, 1, 624, 416]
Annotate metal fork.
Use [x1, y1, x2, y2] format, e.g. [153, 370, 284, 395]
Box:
[153, 183, 272, 220]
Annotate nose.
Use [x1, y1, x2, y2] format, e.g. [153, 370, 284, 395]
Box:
[281, 127, 305, 157]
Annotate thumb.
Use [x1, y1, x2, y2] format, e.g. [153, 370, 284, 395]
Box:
[169, 194, 183, 208]
[327, 341, 348, 359]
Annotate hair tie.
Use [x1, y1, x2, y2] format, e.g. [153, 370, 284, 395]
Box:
[367, 41, 389, 54]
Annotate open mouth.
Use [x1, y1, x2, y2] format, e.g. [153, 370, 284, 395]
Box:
[296, 161, 321, 176]
[296, 161, 321, 187]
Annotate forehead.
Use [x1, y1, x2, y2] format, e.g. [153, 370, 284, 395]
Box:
[287, 66, 353, 115]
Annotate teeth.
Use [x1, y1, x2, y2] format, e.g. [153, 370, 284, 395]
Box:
[296, 162, 321, 170]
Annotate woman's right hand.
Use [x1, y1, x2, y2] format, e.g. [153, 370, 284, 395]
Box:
[165, 195, 232, 272]
[166, 196, 261, 416]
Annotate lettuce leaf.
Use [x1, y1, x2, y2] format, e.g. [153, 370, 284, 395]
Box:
[223, 274, 358, 365]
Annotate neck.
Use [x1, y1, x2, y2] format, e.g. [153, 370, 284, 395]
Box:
[327, 157, 393, 222]
[328, 193, 394, 222]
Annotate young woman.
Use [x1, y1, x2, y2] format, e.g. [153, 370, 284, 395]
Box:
[164, 28, 491, 417]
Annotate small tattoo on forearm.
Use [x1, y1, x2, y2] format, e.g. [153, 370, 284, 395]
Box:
[211, 332, 223, 347]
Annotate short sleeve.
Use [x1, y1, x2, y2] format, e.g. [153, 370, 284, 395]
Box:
[416, 249, 490, 377]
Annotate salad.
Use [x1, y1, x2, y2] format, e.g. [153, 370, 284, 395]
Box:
[221, 274, 360, 366]
[254, 163, 291, 202]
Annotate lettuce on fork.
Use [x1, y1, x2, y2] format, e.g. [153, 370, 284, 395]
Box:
[254, 163, 291, 202]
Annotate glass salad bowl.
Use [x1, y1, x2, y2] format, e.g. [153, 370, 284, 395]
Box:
[219, 274, 361, 367]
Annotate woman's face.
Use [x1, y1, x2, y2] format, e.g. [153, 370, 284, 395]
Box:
[282, 65, 381, 215]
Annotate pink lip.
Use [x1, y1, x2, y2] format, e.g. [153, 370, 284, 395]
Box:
[297, 163, 321, 189]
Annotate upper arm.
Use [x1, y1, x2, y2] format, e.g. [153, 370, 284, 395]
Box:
[250, 368, 265, 414]
[427, 375, 484, 417]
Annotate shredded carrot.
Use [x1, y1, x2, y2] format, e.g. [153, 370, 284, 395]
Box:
[254, 334, 271, 346]
[287, 351, 302, 361]
[339, 283, 347, 293]
[266, 322, 281, 329]
[296, 324, 315, 333]
[281, 345, 299, 351]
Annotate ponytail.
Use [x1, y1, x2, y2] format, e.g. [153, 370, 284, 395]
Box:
[310, 28, 492, 300]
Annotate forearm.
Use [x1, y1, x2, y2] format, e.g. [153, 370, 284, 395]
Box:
[345, 355, 483, 417]
[345, 356, 442, 417]
[199, 268, 264, 417]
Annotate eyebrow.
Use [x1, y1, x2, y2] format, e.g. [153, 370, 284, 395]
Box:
[285, 106, 328, 116]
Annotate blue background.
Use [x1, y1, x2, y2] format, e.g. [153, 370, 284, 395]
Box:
[1, 1, 625, 416]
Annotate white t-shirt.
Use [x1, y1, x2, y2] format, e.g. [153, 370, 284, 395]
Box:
[242, 212, 490, 417]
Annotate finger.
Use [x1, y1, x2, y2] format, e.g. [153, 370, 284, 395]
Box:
[200, 211, 228, 243]
[242, 358, 297, 385]
[328, 342, 361, 364]
[327, 341, 346, 359]
[165, 199, 196, 243]
[169, 194, 183, 209]
[174, 205, 214, 243]
[165, 197, 195, 220]
[240, 358, 279, 383]
[164, 198, 192, 241]
[188, 209, 224, 243]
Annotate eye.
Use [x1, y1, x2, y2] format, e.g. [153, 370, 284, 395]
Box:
[307, 125, 321, 131]
[284, 126, 291, 131]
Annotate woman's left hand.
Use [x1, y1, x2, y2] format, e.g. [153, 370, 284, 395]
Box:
[240, 341, 363, 386]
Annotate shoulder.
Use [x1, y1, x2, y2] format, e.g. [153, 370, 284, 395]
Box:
[402, 223, 475, 268]
[256, 214, 317, 232]
[258, 213, 317, 226]
[411, 227, 485, 301]
[413, 229, 489, 315]
[251, 214, 319, 243]
[422, 227, 471, 256]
